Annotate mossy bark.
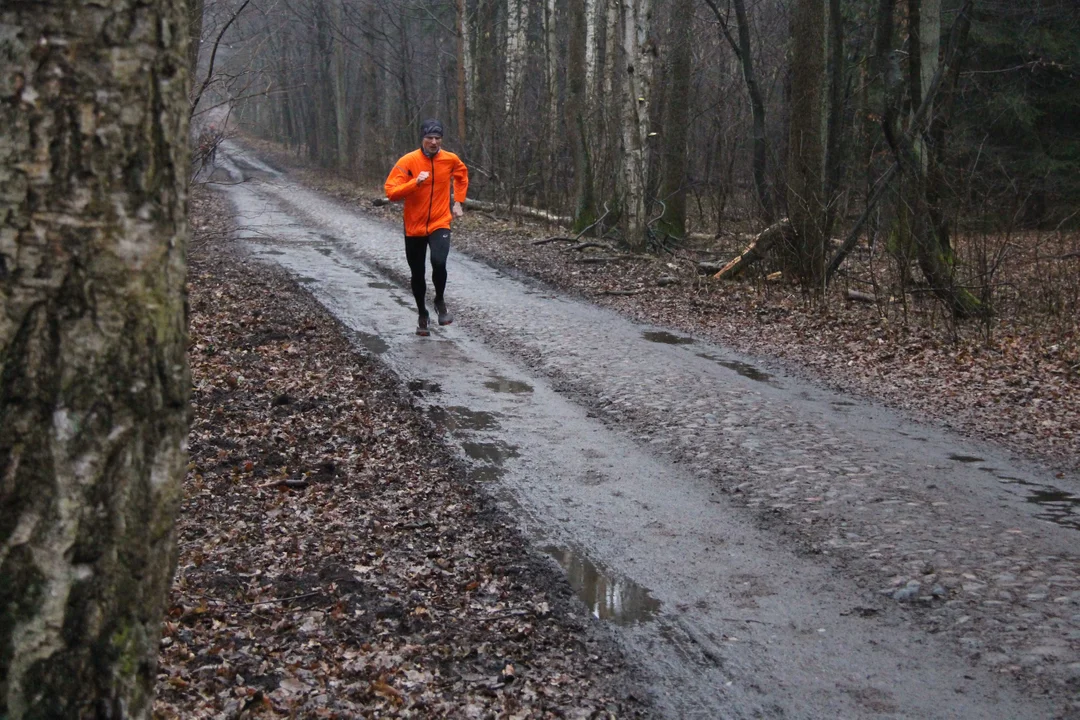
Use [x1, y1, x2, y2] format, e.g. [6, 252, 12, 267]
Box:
[0, 2, 190, 718]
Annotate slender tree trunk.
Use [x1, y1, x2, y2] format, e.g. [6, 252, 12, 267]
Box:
[585, 0, 599, 94]
[704, 0, 774, 222]
[331, 0, 349, 169]
[618, 0, 655, 250]
[823, 0, 847, 237]
[188, 0, 205, 78]
[0, 2, 190, 718]
[657, 0, 694, 239]
[567, 0, 598, 231]
[505, 0, 528, 116]
[456, 0, 469, 143]
[787, 0, 830, 288]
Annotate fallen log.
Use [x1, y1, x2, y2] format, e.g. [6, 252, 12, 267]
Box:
[846, 289, 876, 303]
[372, 196, 570, 225]
[712, 219, 791, 280]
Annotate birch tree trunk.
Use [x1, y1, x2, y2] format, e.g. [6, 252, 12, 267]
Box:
[585, 0, 599, 96]
[787, 0, 829, 287]
[618, 0, 655, 251]
[456, 0, 471, 142]
[0, 1, 190, 718]
[505, 0, 528, 116]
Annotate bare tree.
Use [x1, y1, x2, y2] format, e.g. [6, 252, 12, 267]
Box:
[656, 0, 696, 241]
[0, 1, 190, 717]
[787, 0, 829, 287]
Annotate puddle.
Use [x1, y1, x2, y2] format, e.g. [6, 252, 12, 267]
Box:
[368, 281, 396, 290]
[260, 249, 285, 256]
[697, 353, 774, 383]
[316, 246, 333, 257]
[643, 330, 694, 345]
[429, 405, 500, 431]
[1024, 489, 1080, 530]
[461, 441, 519, 466]
[996, 476, 1079, 530]
[350, 330, 389, 355]
[484, 376, 533, 394]
[947, 454, 984, 463]
[543, 545, 660, 625]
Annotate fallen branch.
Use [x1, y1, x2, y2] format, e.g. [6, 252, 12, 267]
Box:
[846, 289, 876, 303]
[567, 241, 612, 252]
[573, 255, 630, 265]
[599, 288, 647, 296]
[712, 219, 791, 280]
[533, 236, 575, 245]
[371, 197, 570, 225]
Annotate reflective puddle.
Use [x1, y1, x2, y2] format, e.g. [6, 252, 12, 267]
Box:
[996, 475, 1080, 530]
[484, 376, 533, 394]
[429, 406, 500, 431]
[643, 330, 694, 345]
[316, 246, 333, 257]
[544, 545, 660, 625]
[697, 353, 774, 383]
[1024, 488, 1080, 529]
[948, 454, 984, 463]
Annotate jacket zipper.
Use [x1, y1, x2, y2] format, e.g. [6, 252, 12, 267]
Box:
[426, 154, 435, 235]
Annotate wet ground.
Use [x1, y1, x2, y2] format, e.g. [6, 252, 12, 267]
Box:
[210, 143, 1079, 718]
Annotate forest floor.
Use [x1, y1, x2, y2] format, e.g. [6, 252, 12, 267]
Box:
[156, 139, 1079, 718]
[153, 188, 647, 718]
[257, 140, 1079, 477]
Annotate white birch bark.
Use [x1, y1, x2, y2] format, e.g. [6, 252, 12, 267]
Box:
[585, 0, 599, 97]
[618, 0, 654, 248]
[545, 0, 559, 152]
[505, 0, 528, 115]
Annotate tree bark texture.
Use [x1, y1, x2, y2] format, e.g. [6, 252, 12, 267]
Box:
[656, 0, 694, 240]
[787, 0, 830, 288]
[0, 2, 190, 718]
[566, 0, 599, 232]
[617, 0, 655, 251]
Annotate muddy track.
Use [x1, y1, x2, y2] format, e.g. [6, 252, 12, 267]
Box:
[210, 142, 1079, 719]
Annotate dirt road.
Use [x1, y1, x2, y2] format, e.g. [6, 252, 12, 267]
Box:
[210, 142, 1079, 718]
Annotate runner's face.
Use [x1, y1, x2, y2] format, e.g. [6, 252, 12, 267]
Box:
[423, 134, 442, 154]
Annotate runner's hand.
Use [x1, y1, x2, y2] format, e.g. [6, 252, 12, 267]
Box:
[452, 202, 464, 219]
[416, 171, 430, 185]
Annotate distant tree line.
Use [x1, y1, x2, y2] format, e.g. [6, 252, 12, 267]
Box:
[201, 0, 1077, 304]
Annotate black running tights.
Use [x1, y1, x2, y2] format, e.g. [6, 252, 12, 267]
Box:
[404, 229, 450, 316]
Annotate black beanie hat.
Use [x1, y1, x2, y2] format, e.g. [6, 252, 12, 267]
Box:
[421, 119, 444, 138]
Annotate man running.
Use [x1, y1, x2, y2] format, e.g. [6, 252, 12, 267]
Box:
[384, 119, 469, 336]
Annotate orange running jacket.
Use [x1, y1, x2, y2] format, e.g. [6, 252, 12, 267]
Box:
[384, 148, 469, 237]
